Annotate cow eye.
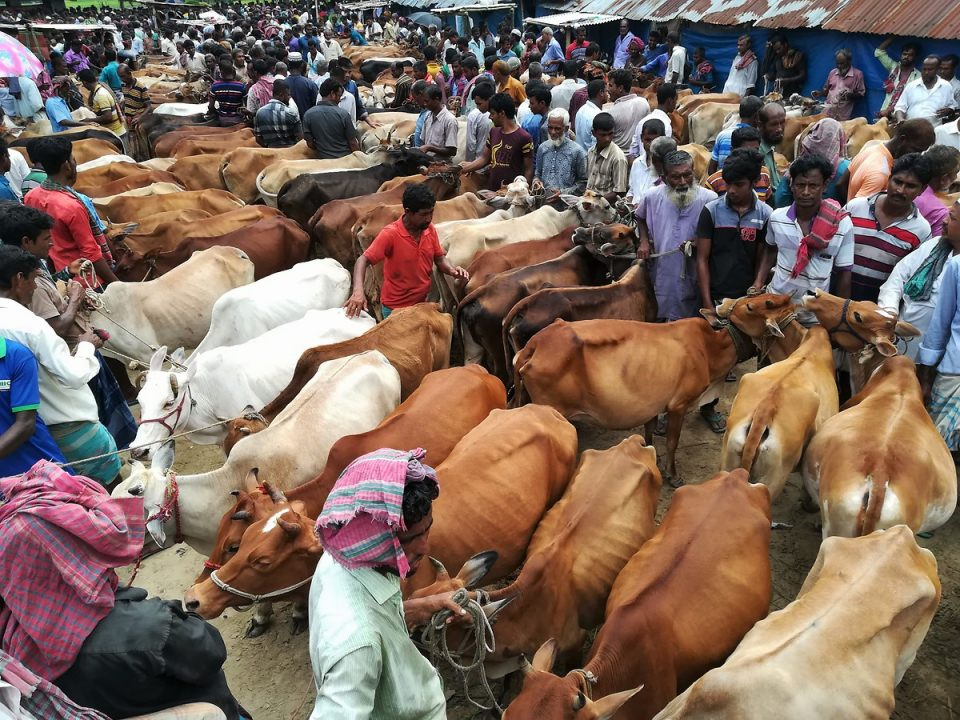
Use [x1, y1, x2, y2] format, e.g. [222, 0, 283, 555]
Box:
[227, 544, 239, 554]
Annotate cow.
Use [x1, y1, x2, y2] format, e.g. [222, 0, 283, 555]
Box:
[92, 182, 184, 207]
[114, 350, 401, 554]
[778, 113, 826, 161]
[57, 138, 125, 165]
[221, 142, 316, 202]
[10, 126, 122, 153]
[514, 317, 756, 485]
[75, 166, 182, 197]
[847, 117, 889, 157]
[153, 122, 252, 157]
[189, 259, 351, 361]
[255, 148, 391, 201]
[96, 189, 245, 223]
[504, 470, 772, 720]
[185, 365, 506, 633]
[169, 153, 230, 191]
[170, 130, 259, 158]
[128, 308, 376, 458]
[463, 232, 574, 296]
[686, 102, 738, 146]
[654, 525, 939, 720]
[721, 326, 838, 501]
[802, 356, 957, 538]
[92, 246, 254, 365]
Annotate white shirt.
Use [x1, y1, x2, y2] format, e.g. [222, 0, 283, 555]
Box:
[319, 37, 342, 62]
[894, 77, 957, 122]
[365, 22, 382, 40]
[628, 107, 673, 163]
[575, 99, 601, 150]
[339, 91, 357, 124]
[0, 298, 100, 425]
[550, 78, 585, 112]
[935, 120, 960, 150]
[160, 37, 177, 57]
[667, 46, 687, 83]
[724, 53, 758, 96]
[186, 51, 207, 74]
[627, 157, 659, 203]
[951, 76, 960, 107]
[516, 99, 532, 126]
[465, 108, 492, 161]
[5, 151, 29, 199]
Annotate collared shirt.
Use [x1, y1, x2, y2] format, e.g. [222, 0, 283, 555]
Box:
[536, 138, 587, 195]
[569, 85, 589, 126]
[465, 108, 492, 161]
[667, 46, 687, 83]
[64, 49, 90, 72]
[498, 75, 526, 105]
[0, 298, 100, 426]
[541, 38, 565, 73]
[467, 39, 485, 64]
[185, 51, 207, 75]
[89, 83, 125, 135]
[950, 76, 960, 107]
[629, 107, 673, 162]
[24, 186, 104, 276]
[10, 77, 43, 122]
[31, 264, 92, 351]
[936, 119, 960, 149]
[607, 93, 650, 153]
[759, 140, 781, 191]
[918, 253, 960, 371]
[894, 77, 957, 122]
[550, 78, 585, 112]
[0, 337, 67, 477]
[303, 101, 356, 159]
[319, 37, 343, 62]
[309, 554, 445, 720]
[363, 217, 444, 308]
[697, 194, 772, 300]
[421, 106, 459, 151]
[44, 96, 73, 133]
[641, 53, 668, 78]
[765, 203, 855, 305]
[99, 61, 122, 92]
[586, 141, 628, 195]
[724, 53, 758, 96]
[575, 99, 601, 150]
[612, 32, 634, 69]
[211, 80, 246, 121]
[847, 193, 931, 302]
[121, 81, 150, 120]
[254, 98, 302, 148]
[823, 67, 865, 121]
[287, 73, 319, 119]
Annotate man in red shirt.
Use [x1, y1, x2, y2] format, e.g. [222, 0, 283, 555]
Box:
[345, 184, 469, 318]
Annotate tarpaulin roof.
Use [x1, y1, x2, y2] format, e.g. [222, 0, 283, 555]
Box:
[561, 0, 960, 39]
[524, 11, 620, 26]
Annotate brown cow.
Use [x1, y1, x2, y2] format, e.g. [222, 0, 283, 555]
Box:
[74, 162, 178, 195]
[153, 123, 251, 157]
[84, 170, 185, 198]
[221, 142, 316, 202]
[65, 138, 123, 165]
[169, 153, 230, 191]
[463, 231, 575, 296]
[514, 317, 756, 485]
[170, 129, 258, 158]
[97, 189, 245, 223]
[504, 470, 771, 720]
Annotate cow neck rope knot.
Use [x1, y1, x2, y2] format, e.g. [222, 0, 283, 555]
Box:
[207, 567, 312, 603]
[757, 311, 799, 364]
[128, 473, 183, 587]
[419, 587, 502, 713]
[572, 668, 597, 699]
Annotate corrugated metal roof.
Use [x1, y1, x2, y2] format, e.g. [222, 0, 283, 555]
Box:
[822, 0, 960, 38]
[524, 10, 621, 26]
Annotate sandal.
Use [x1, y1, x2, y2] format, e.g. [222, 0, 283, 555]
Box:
[701, 408, 726, 434]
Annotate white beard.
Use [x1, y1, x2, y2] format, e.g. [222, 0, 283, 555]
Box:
[666, 185, 694, 209]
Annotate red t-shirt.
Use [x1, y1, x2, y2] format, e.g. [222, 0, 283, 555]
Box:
[363, 217, 444, 308]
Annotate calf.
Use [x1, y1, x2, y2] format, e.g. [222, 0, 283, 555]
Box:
[802, 356, 957, 538]
[721, 326, 838, 501]
[515, 318, 755, 485]
[655, 525, 939, 719]
[463, 232, 574, 296]
[504, 470, 771, 720]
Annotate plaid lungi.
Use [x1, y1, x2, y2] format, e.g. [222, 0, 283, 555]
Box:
[47, 421, 121, 485]
[928, 373, 960, 450]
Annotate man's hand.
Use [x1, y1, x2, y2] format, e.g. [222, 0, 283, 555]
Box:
[66, 280, 85, 304]
[67, 258, 89, 276]
[343, 291, 368, 318]
[449, 265, 469, 281]
[531, 178, 544, 192]
[403, 591, 471, 628]
[747, 285, 762, 296]
[78, 330, 104, 349]
[638, 239, 652, 260]
[364, 116, 381, 128]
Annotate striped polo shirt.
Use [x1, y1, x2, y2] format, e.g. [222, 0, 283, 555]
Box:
[848, 193, 931, 303]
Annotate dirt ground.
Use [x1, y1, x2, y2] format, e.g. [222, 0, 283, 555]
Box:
[120, 370, 960, 720]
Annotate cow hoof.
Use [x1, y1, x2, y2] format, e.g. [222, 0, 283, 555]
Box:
[800, 495, 819, 513]
[244, 619, 271, 639]
[665, 472, 684, 489]
[290, 616, 308, 635]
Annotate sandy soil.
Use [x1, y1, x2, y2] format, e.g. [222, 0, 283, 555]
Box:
[120, 371, 960, 720]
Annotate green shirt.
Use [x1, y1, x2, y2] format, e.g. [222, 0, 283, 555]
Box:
[760, 141, 781, 193]
[308, 553, 446, 720]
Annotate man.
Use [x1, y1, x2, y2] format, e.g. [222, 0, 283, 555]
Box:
[612, 20, 634, 70]
[232, 49, 250, 83]
[664, 32, 687, 85]
[160, 29, 177, 59]
[551, 60, 584, 112]
[303, 79, 358, 160]
[627, 120, 670, 202]
[723, 35, 758, 97]
[918, 250, 960, 449]
[575, 78, 607, 151]
[0, 142, 16, 203]
[465, 82, 495, 161]
[496, 34, 518, 62]
[97, 49, 122, 96]
[117, 64, 150, 130]
[940, 54, 960, 108]
[708, 95, 763, 174]
[390, 61, 413, 109]
[847, 153, 932, 302]
[757, 101, 786, 193]
[752, 154, 855, 316]
[586, 112, 628, 203]
[77, 69, 126, 142]
[44, 78, 88, 134]
[468, 26, 485, 65]
[847, 118, 935, 200]
[540, 27, 565, 76]
[208, 64, 246, 126]
[607, 68, 649, 153]
[4, 76, 44, 123]
[875, 37, 921, 120]
[410, 81, 429, 147]
[419, 85, 459, 159]
[0, 246, 120, 485]
[345, 185, 469, 319]
[254, 79, 302, 148]
[762, 33, 806, 97]
[522, 84, 552, 162]
[460, 92, 533, 190]
[383, 14, 399, 44]
[23, 137, 117, 288]
[642, 30, 668, 65]
[285, 55, 319, 119]
[319, 29, 343, 63]
[894, 55, 957, 124]
[64, 39, 90, 73]
[697, 148, 773, 310]
[637, 150, 717, 322]
[567, 27, 590, 61]
[492, 59, 526, 105]
[309, 448, 472, 719]
[687, 47, 715, 93]
[181, 39, 207, 77]
[629, 83, 676, 165]
[812, 49, 865, 121]
[707, 128, 774, 202]
[534, 108, 587, 195]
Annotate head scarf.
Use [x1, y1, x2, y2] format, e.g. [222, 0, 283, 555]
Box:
[798, 117, 847, 178]
[628, 36, 645, 54]
[317, 448, 439, 577]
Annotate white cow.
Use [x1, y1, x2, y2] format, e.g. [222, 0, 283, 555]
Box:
[93, 246, 254, 364]
[152, 102, 213, 117]
[188, 259, 351, 361]
[115, 350, 401, 553]
[129, 308, 375, 457]
[76, 154, 137, 172]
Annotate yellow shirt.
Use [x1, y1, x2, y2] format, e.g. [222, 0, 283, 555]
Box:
[90, 83, 126, 135]
[498, 75, 527, 105]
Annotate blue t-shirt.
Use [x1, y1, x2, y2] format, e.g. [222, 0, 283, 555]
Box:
[521, 114, 545, 168]
[0, 337, 68, 476]
[44, 96, 73, 133]
[0, 177, 19, 203]
[99, 61, 122, 91]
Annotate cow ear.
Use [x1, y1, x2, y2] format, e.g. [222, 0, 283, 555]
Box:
[149, 346, 167, 371]
[591, 685, 644, 720]
[429, 556, 450, 581]
[153, 440, 176, 475]
[558, 194, 580, 208]
[874, 339, 897, 357]
[170, 347, 186, 364]
[532, 638, 558, 672]
[455, 550, 498, 589]
[183, 362, 197, 382]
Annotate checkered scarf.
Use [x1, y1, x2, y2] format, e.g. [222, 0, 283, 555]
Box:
[316, 449, 438, 577]
[791, 198, 848, 279]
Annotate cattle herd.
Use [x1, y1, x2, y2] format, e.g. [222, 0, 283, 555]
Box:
[11, 51, 951, 718]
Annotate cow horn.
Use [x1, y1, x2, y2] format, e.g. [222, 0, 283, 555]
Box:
[519, 655, 533, 676]
[231, 510, 251, 521]
[261, 481, 286, 504]
[135, 372, 147, 389]
[277, 517, 301, 537]
[573, 691, 586, 711]
[169, 374, 178, 396]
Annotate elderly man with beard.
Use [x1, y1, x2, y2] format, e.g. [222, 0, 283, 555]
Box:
[533, 108, 587, 195]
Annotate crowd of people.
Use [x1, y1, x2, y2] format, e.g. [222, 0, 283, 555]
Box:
[1, 3, 960, 718]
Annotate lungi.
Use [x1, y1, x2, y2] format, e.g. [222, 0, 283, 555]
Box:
[47, 421, 121, 485]
[928, 373, 960, 450]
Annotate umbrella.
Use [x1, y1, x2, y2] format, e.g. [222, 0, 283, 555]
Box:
[408, 11, 442, 27]
[0, 32, 43, 79]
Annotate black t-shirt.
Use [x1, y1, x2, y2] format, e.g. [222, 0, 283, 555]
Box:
[697, 197, 772, 301]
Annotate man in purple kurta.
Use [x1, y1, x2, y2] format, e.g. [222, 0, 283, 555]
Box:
[636, 150, 718, 321]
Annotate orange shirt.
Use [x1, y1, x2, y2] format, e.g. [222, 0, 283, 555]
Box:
[363, 217, 444, 308]
[498, 75, 527, 105]
[847, 143, 893, 201]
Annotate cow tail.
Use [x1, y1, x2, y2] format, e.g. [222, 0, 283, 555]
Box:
[740, 402, 775, 476]
[855, 472, 887, 536]
[501, 300, 525, 394]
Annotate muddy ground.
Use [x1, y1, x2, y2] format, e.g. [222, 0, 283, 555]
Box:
[120, 373, 960, 720]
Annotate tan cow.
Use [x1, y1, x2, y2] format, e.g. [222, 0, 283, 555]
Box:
[655, 525, 940, 720]
[464, 232, 574, 296]
[168, 153, 230, 191]
[153, 122, 252, 157]
[170, 129, 258, 158]
[686, 102, 738, 146]
[79, 170, 183, 198]
[847, 117, 889, 157]
[678, 143, 711, 185]
[721, 326, 838, 500]
[96, 189, 244, 223]
[92, 182, 184, 207]
[73, 162, 168, 194]
[505, 470, 771, 720]
[803, 356, 957, 538]
[66, 138, 124, 165]
[220, 142, 316, 202]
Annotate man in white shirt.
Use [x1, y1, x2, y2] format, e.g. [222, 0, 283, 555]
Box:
[723, 34, 758, 96]
[935, 119, 960, 150]
[160, 30, 177, 58]
[605, 68, 649, 153]
[550, 60, 585, 113]
[894, 55, 957, 124]
[629, 82, 675, 166]
[575, 79, 607, 150]
[465, 82, 494, 161]
[939, 54, 960, 108]
[665, 32, 686, 85]
[319, 29, 342, 63]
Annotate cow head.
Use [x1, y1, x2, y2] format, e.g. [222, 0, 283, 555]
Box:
[713, 293, 796, 339]
[573, 223, 637, 257]
[183, 494, 322, 619]
[389, 146, 435, 175]
[560, 191, 617, 227]
[800, 288, 921, 357]
[112, 440, 177, 547]
[129, 346, 196, 460]
[502, 640, 643, 720]
[483, 176, 535, 210]
[406, 551, 500, 600]
[221, 405, 269, 457]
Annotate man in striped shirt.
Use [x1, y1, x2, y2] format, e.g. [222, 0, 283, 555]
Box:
[847, 153, 932, 302]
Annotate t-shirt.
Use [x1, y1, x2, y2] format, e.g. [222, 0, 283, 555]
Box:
[44, 96, 73, 133]
[486, 126, 533, 191]
[847, 143, 893, 201]
[0, 337, 68, 477]
[210, 80, 245, 121]
[89, 84, 125, 135]
[98, 61, 122, 91]
[303, 102, 357, 159]
[363, 218, 445, 308]
[286, 73, 319, 119]
[697, 196, 772, 301]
